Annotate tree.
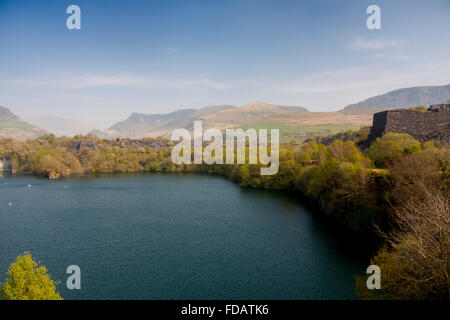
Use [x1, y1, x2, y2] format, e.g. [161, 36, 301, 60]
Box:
[367, 133, 421, 167]
[356, 182, 449, 300]
[0, 252, 62, 300]
[238, 165, 250, 186]
[388, 149, 445, 204]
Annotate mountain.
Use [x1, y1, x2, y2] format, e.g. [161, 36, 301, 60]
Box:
[241, 111, 372, 143]
[201, 102, 309, 130]
[0, 106, 47, 140]
[22, 115, 95, 137]
[94, 105, 234, 138]
[0, 105, 19, 120]
[342, 84, 450, 114]
[94, 103, 309, 138]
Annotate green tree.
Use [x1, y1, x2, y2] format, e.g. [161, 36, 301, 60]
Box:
[367, 133, 421, 167]
[0, 252, 62, 300]
[238, 165, 250, 186]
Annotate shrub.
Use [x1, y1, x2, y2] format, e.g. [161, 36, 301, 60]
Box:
[367, 133, 421, 167]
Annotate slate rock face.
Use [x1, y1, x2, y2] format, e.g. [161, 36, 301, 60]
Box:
[68, 140, 99, 153]
[369, 104, 450, 142]
[0, 158, 12, 172]
[109, 139, 170, 149]
[68, 138, 170, 153]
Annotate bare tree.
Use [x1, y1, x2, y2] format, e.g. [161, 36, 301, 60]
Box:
[381, 181, 449, 299]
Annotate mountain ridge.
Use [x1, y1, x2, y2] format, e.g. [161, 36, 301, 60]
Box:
[342, 84, 450, 114]
[94, 102, 309, 138]
[0, 105, 19, 120]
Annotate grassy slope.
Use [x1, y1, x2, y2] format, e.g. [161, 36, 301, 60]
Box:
[0, 118, 39, 131]
[0, 117, 47, 140]
[240, 112, 372, 143]
[240, 121, 360, 143]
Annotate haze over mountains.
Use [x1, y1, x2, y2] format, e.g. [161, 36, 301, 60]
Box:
[93, 105, 236, 138]
[22, 115, 95, 137]
[92, 85, 450, 141]
[92, 102, 309, 139]
[1, 84, 449, 141]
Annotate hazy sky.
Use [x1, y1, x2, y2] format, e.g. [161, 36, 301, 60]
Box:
[0, 0, 449, 128]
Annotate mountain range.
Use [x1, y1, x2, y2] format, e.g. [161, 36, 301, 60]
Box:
[92, 102, 310, 139]
[1, 84, 449, 141]
[342, 84, 450, 114]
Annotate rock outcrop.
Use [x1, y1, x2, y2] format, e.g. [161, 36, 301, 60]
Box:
[68, 140, 99, 153]
[108, 139, 170, 149]
[0, 157, 12, 172]
[68, 138, 170, 153]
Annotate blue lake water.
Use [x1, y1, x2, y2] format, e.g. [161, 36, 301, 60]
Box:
[0, 173, 369, 299]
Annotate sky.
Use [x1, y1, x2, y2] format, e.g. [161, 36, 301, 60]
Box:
[0, 0, 449, 128]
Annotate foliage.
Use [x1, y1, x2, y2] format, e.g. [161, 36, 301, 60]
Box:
[366, 133, 421, 167]
[356, 183, 449, 300]
[0, 252, 62, 300]
[409, 105, 427, 111]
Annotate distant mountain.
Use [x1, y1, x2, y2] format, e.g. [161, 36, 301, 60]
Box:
[0, 105, 19, 120]
[201, 102, 309, 130]
[94, 103, 309, 138]
[342, 84, 450, 114]
[23, 115, 95, 137]
[94, 105, 234, 138]
[0, 106, 47, 140]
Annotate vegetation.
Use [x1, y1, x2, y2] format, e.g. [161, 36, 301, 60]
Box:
[240, 121, 361, 143]
[409, 105, 428, 111]
[0, 118, 38, 131]
[366, 133, 422, 167]
[356, 183, 449, 299]
[0, 129, 448, 300]
[0, 252, 62, 300]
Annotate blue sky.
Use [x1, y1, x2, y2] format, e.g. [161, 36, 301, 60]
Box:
[0, 0, 449, 127]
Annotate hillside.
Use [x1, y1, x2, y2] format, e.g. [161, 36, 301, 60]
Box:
[0, 106, 46, 140]
[0, 105, 19, 120]
[94, 102, 309, 138]
[242, 111, 372, 143]
[342, 84, 450, 114]
[92, 105, 234, 138]
[201, 102, 308, 130]
[91, 101, 371, 143]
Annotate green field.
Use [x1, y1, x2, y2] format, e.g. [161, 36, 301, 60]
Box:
[240, 121, 361, 143]
[0, 118, 37, 132]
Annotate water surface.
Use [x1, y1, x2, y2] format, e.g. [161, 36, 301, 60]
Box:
[0, 173, 368, 299]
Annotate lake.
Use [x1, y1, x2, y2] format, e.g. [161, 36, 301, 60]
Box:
[0, 173, 370, 299]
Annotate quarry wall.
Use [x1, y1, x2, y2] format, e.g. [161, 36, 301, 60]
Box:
[369, 104, 450, 142]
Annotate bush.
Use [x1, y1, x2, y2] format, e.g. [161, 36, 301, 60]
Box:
[367, 133, 421, 167]
[409, 105, 427, 112]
